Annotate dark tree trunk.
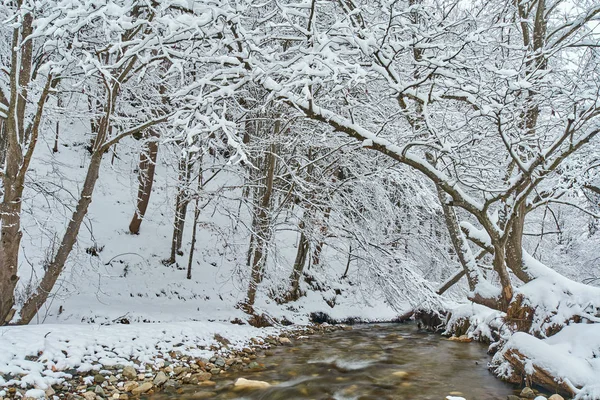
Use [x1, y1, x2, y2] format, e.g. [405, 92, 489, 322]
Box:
[187, 168, 203, 280]
[129, 134, 159, 234]
[245, 122, 279, 309]
[167, 153, 192, 265]
[287, 227, 309, 301]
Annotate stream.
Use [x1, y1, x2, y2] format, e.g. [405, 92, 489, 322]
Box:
[152, 323, 518, 399]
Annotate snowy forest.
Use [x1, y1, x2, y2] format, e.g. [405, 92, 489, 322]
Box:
[1, 0, 600, 399]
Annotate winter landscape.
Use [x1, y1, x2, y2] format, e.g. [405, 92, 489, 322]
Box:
[1, 0, 599, 399]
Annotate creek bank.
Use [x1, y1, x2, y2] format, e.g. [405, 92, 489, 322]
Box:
[439, 304, 599, 400]
[0, 322, 346, 400]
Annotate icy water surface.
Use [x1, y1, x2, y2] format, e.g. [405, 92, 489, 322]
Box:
[152, 323, 517, 400]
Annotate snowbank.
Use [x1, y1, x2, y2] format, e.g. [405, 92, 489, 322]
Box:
[491, 324, 600, 399]
[515, 252, 600, 336]
[445, 303, 507, 343]
[0, 321, 280, 390]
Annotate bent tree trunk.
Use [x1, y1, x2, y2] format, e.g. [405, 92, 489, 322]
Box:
[18, 151, 104, 324]
[129, 134, 159, 234]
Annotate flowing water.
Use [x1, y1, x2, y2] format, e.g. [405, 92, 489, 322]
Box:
[153, 323, 517, 400]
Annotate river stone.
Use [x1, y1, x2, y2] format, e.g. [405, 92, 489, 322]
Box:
[153, 371, 168, 387]
[210, 368, 221, 375]
[94, 374, 105, 384]
[233, 378, 271, 390]
[122, 382, 138, 392]
[534, 397, 547, 400]
[131, 382, 153, 396]
[507, 395, 520, 400]
[122, 366, 137, 381]
[247, 361, 260, 369]
[45, 387, 56, 397]
[548, 395, 564, 400]
[520, 387, 536, 398]
[214, 358, 225, 367]
[173, 367, 189, 376]
[192, 372, 212, 382]
[392, 371, 408, 378]
[190, 393, 216, 399]
[82, 392, 97, 400]
[94, 386, 105, 397]
[279, 337, 292, 345]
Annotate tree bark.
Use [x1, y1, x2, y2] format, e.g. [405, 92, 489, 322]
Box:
[505, 202, 534, 283]
[129, 134, 159, 234]
[186, 167, 203, 280]
[287, 226, 309, 301]
[245, 121, 279, 309]
[435, 185, 478, 291]
[311, 206, 331, 267]
[167, 152, 191, 265]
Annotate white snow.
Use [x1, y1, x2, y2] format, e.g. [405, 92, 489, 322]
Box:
[493, 324, 600, 398]
[0, 321, 281, 390]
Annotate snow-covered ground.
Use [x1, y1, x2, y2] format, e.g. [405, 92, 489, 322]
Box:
[14, 117, 402, 326]
[0, 321, 280, 391]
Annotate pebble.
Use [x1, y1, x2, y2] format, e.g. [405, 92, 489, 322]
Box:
[192, 372, 211, 382]
[131, 382, 153, 396]
[122, 382, 138, 393]
[548, 396, 564, 400]
[392, 370, 408, 378]
[94, 386, 105, 397]
[153, 372, 168, 387]
[214, 358, 225, 367]
[82, 392, 96, 400]
[121, 367, 137, 381]
[190, 393, 216, 399]
[520, 387, 536, 399]
[233, 378, 271, 390]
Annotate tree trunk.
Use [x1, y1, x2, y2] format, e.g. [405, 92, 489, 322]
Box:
[186, 167, 203, 280]
[492, 244, 514, 311]
[287, 226, 309, 301]
[505, 202, 533, 283]
[18, 151, 104, 324]
[0, 118, 7, 165]
[16, 12, 33, 144]
[311, 206, 331, 267]
[129, 134, 159, 234]
[167, 153, 191, 265]
[435, 185, 479, 291]
[0, 138, 23, 323]
[245, 122, 279, 309]
[0, 18, 28, 324]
